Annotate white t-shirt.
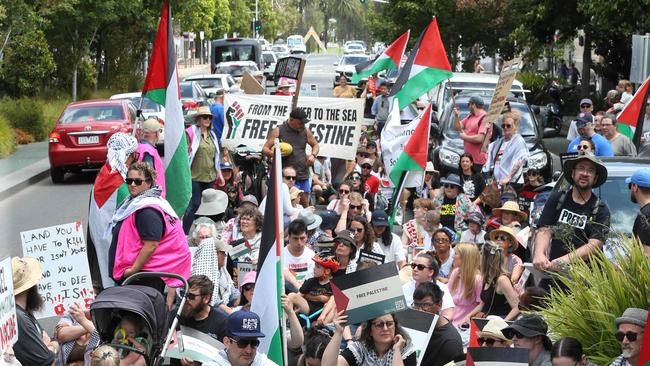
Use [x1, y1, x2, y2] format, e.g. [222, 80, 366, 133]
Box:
[402, 279, 455, 311]
[376, 233, 406, 264]
[281, 246, 315, 283]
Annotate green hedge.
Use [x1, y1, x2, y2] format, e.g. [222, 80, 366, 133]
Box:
[0, 115, 17, 158]
[0, 97, 49, 141]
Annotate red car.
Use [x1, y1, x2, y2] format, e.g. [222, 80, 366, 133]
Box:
[48, 99, 141, 183]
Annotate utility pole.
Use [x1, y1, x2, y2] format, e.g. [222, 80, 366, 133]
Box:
[255, 0, 259, 39]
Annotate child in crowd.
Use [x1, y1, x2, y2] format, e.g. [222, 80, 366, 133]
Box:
[298, 255, 339, 315]
[459, 212, 486, 246]
[111, 313, 147, 366]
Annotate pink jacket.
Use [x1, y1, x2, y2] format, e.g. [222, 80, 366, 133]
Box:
[136, 141, 166, 197]
[113, 204, 190, 287]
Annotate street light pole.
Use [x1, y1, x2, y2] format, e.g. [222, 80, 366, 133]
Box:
[255, 0, 259, 39]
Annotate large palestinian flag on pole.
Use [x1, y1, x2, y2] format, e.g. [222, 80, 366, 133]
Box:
[383, 102, 432, 222]
[251, 140, 284, 365]
[141, 0, 191, 216]
[351, 30, 410, 84]
[88, 164, 129, 289]
[389, 17, 452, 110]
[617, 75, 650, 148]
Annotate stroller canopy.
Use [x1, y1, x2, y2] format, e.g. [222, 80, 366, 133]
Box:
[91, 285, 169, 346]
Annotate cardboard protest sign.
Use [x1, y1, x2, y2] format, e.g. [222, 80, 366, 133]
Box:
[395, 309, 437, 365]
[0, 258, 18, 349]
[241, 71, 265, 95]
[481, 58, 525, 152]
[235, 261, 256, 287]
[331, 262, 406, 324]
[166, 325, 224, 363]
[274, 56, 304, 81]
[21, 221, 94, 318]
[223, 94, 364, 160]
[467, 346, 529, 366]
[559, 152, 579, 167]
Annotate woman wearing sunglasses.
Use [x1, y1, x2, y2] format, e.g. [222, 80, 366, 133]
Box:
[483, 111, 529, 188]
[350, 216, 383, 259]
[475, 318, 512, 348]
[327, 181, 353, 214]
[478, 241, 520, 321]
[402, 251, 455, 320]
[518, 168, 545, 215]
[110, 162, 191, 307]
[431, 174, 477, 234]
[322, 311, 416, 366]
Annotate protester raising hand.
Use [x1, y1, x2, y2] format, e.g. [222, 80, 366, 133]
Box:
[322, 311, 348, 366]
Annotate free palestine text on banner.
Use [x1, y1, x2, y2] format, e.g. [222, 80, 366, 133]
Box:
[222, 94, 364, 160]
[331, 262, 406, 324]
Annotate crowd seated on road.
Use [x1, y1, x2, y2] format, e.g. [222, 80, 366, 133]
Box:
[7, 73, 650, 366]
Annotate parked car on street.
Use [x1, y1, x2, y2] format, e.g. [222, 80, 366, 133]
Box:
[433, 95, 552, 181]
[333, 54, 371, 87]
[214, 61, 260, 83]
[48, 99, 142, 183]
[272, 44, 290, 59]
[182, 74, 236, 95]
[287, 35, 306, 54]
[109, 92, 165, 146]
[180, 81, 210, 117]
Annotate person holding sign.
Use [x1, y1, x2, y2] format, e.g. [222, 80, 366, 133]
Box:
[12, 256, 59, 365]
[453, 95, 490, 171]
[263, 108, 320, 207]
[322, 311, 416, 366]
[109, 162, 191, 306]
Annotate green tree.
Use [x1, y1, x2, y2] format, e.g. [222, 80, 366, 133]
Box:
[0, 0, 54, 97]
[229, 0, 252, 37]
[175, 0, 216, 39]
[211, 0, 231, 38]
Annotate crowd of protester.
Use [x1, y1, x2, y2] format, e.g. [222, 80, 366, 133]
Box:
[7, 74, 650, 366]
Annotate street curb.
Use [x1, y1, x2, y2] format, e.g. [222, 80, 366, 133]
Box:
[0, 158, 50, 201]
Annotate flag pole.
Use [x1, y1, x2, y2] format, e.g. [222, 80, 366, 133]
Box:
[274, 137, 288, 364]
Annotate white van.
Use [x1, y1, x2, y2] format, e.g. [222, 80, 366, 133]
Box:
[287, 35, 307, 54]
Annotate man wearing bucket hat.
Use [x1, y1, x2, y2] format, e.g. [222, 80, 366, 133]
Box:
[136, 117, 166, 196]
[432, 174, 478, 233]
[533, 154, 610, 281]
[13, 256, 60, 365]
[503, 315, 553, 366]
[184, 105, 225, 233]
[263, 107, 320, 207]
[460, 212, 486, 245]
[206, 310, 275, 366]
[609, 308, 648, 366]
[627, 168, 650, 252]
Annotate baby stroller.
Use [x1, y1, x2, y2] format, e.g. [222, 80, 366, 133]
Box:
[90, 272, 188, 365]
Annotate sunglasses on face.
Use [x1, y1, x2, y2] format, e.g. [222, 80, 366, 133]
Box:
[509, 330, 525, 339]
[502, 124, 513, 129]
[444, 184, 458, 189]
[229, 337, 260, 348]
[410, 263, 431, 271]
[242, 284, 255, 292]
[615, 331, 641, 342]
[198, 116, 211, 120]
[580, 104, 591, 108]
[339, 189, 350, 194]
[527, 171, 539, 176]
[351, 227, 364, 233]
[126, 178, 149, 186]
[185, 292, 202, 301]
[349, 204, 363, 210]
[478, 337, 500, 346]
[362, 165, 372, 169]
[371, 320, 395, 329]
[495, 235, 509, 241]
[283, 175, 296, 181]
[577, 144, 591, 151]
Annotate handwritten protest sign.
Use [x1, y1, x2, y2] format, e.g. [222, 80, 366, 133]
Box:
[0, 258, 17, 349]
[481, 58, 525, 152]
[21, 221, 94, 318]
[223, 94, 364, 160]
[331, 262, 406, 324]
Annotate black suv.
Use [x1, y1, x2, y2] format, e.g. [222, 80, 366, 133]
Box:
[432, 95, 553, 181]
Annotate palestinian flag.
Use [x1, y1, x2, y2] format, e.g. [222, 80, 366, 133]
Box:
[466, 347, 529, 366]
[390, 17, 452, 110]
[87, 163, 129, 289]
[250, 140, 284, 365]
[617, 75, 650, 148]
[639, 308, 650, 366]
[351, 31, 410, 84]
[385, 102, 432, 222]
[141, 0, 191, 216]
